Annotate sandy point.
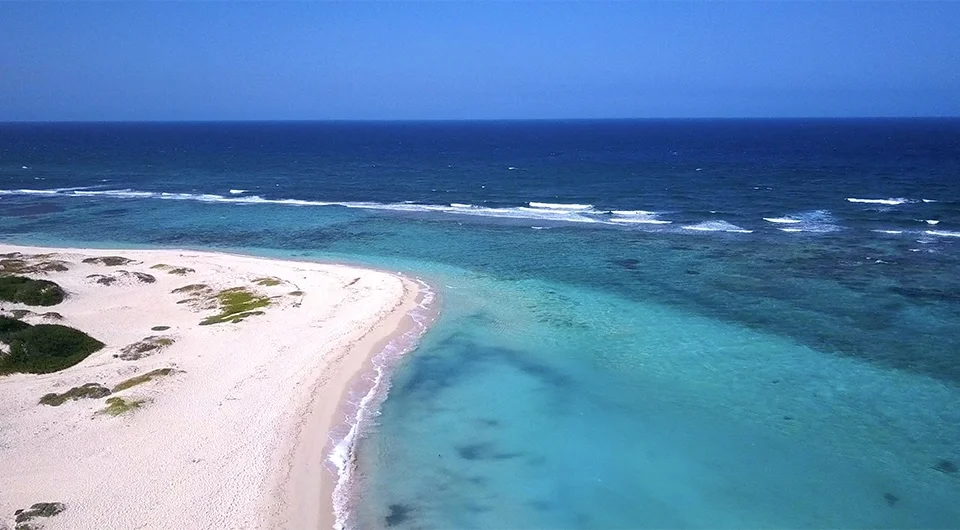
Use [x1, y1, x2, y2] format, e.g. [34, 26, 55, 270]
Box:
[0, 244, 429, 530]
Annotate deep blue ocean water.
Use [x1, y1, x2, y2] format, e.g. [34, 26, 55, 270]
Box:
[2, 120, 960, 528]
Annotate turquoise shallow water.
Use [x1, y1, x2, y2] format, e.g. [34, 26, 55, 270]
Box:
[3, 120, 960, 528]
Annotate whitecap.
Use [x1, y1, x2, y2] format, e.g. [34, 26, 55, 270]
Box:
[925, 220, 940, 225]
[925, 230, 960, 238]
[681, 221, 753, 233]
[846, 197, 911, 205]
[449, 203, 472, 208]
[229, 189, 247, 195]
[872, 230, 904, 235]
[766, 210, 840, 233]
[528, 202, 594, 211]
[608, 210, 672, 225]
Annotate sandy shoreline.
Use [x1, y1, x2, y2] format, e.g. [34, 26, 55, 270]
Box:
[0, 243, 429, 530]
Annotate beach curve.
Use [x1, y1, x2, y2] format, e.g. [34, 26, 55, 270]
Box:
[0, 243, 432, 530]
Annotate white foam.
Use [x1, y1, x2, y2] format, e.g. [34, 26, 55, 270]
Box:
[681, 221, 753, 233]
[608, 218, 672, 225]
[925, 230, 960, 238]
[925, 220, 940, 225]
[0, 186, 93, 195]
[922, 199, 937, 203]
[449, 203, 472, 208]
[528, 202, 594, 211]
[329, 279, 436, 530]
[846, 197, 912, 205]
[763, 210, 841, 233]
[229, 189, 247, 195]
[608, 210, 672, 225]
[872, 229, 904, 235]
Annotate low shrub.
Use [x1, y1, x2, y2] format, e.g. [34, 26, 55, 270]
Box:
[0, 276, 65, 306]
[82, 256, 135, 266]
[0, 317, 104, 375]
[39, 383, 111, 406]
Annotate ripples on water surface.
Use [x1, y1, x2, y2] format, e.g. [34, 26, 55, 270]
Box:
[2, 120, 959, 528]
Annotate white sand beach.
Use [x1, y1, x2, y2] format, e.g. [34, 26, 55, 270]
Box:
[0, 244, 424, 529]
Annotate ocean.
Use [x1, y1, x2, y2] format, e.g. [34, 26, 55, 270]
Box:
[2, 119, 959, 528]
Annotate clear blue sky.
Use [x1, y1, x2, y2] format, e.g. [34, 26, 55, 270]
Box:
[1, 2, 958, 121]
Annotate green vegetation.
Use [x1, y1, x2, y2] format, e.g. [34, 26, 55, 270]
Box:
[288, 290, 304, 296]
[11, 309, 33, 318]
[254, 277, 283, 287]
[112, 368, 176, 392]
[0, 317, 104, 375]
[151, 325, 170, 331]
[0, 276, 65, 306]
[199, 287, 270, 325]
[129, 271, 156, 284]
[86, 270, 155, 285]
[82, 256, 135, 266]
[1, 256, 70, 275]
[97, 396, 146, 416]
[39, 383, 111, 406]
[86, 274, 117, 286]
[42, 312, 64, 320]
[151, 264, 194, 275]
[171, 283, 209, 294]
[0, 316, 31, 334]
[117, 336, 174, 361]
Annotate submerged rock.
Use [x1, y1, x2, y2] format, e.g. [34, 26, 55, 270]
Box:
[933, 459, 958, 474]
[385, 504, 412, 527]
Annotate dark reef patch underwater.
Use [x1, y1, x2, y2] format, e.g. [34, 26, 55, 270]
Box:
[2, 119, 960, 528]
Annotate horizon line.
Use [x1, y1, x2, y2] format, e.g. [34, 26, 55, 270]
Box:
[2, 116, 960, 125]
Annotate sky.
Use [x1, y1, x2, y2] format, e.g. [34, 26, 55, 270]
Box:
[1, 2, 958, 121]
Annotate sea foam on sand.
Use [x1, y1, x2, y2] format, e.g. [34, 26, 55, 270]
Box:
[0, 244, 425, 530]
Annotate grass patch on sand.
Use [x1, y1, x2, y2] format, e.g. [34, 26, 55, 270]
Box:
[151, 325, 170, 331]
[82, 256, 135, 266]
[1, 253, 70, 275]
[112, 368, 176, 392]
[151, 264, 195, 275]
[39, 382, 111, 406]
[0, 317, 104, 375]
[288, 290, 304, 296]
[254, 277, 283, 287]
[86, 271, 155, 286]
[97, 396, 146, 416]
[0, 276, 65, 306]
[171, 283, 209, 294]
[117, 336, 174, 361]
[200, 287, 270, 325]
